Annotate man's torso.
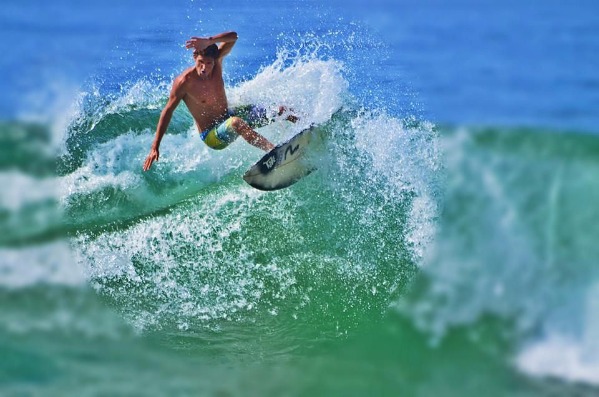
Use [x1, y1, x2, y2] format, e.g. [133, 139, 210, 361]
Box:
[180, 63, 229, 131]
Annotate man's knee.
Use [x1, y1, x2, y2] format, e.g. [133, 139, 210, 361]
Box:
[229, 116, 247, 130]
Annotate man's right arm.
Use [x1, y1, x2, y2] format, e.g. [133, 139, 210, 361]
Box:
[185, 31, 238, 58]
[143, 77, 185, 171]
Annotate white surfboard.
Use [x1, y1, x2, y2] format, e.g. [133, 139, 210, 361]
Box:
[243, 126, 318, 191]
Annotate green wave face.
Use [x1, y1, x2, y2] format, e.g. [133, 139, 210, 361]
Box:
[3, 53, 599, 396]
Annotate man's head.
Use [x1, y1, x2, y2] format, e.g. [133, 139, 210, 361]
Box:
[193, 44, 219, 59]
[193, 44, 219, 77]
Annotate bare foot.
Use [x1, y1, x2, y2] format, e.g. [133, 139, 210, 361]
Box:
[278, 106, 299, 123]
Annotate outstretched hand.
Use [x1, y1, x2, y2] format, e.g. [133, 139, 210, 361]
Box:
[143, 147, 159, 171]
[185, 37, 212, 52]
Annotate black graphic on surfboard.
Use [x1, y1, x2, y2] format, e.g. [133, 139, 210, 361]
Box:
[243, 126, 318, 191]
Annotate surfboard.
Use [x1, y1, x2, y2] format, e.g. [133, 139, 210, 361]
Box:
[243, 126, 318, 191]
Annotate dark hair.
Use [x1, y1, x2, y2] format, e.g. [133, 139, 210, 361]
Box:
[193, 44, 219, 58]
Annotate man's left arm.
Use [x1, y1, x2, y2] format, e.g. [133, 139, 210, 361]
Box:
[185, 31, 238, 58]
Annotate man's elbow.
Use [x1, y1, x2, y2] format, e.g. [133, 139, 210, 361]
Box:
[161, 107, 175, 119]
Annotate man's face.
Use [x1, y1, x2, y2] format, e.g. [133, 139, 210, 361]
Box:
[195, 55, 215, 77]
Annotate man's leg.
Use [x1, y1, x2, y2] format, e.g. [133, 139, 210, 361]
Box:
[229, 117, 274, 151]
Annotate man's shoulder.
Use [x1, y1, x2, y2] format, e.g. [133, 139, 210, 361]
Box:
[175, 67, 196, 85]
[171, 68, 196, 95]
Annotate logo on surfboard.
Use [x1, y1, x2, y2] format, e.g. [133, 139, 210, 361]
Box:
[262, 155, 276, 170]
[284, 144, 300, 160]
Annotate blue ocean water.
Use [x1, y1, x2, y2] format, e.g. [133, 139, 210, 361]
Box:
[2, 1, 599, 396]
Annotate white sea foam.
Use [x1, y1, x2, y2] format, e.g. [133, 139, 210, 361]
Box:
[58, 54, 349, 215]
[394, 127, 599, 389]
[0, 170, 62, 243]
[0, 241, 85, 288]
[17, 73, 85, 155]
[352, 114, 440, 261]
[104, 79, 168, 114]
[74, 186, 280, 329]
[0, 241, 131, 339]
[59, 131, 148, 198]
[64, 52, 439, 332]
[229, 55, 347, 129]
[517, 335, 599, 385]
[0, 171, 57, 212]
[517, 282, 599, 385]
[73, 180, 396, 331]
[396, 129, 563, 343]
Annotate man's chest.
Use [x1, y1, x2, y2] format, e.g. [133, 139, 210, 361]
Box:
[185, 77, 225, 104]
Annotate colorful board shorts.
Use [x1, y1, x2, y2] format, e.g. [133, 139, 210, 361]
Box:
[200, 105, 270, 150]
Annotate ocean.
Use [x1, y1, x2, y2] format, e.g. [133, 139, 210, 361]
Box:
[2, 0, 599, 396]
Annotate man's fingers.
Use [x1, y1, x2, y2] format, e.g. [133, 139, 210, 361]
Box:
[142, 152, 159, 172]
[143, 156, 153, 171]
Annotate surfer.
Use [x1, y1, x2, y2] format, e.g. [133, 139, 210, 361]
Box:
[143, 31, 294, 171]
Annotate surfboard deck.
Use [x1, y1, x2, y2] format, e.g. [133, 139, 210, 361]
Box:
[243, 126, 318, 191]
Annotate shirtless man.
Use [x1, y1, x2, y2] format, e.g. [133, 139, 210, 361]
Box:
[143, 31, 276, 171]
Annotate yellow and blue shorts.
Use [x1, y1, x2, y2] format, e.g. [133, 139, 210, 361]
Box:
[200, 105, 269, 150]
